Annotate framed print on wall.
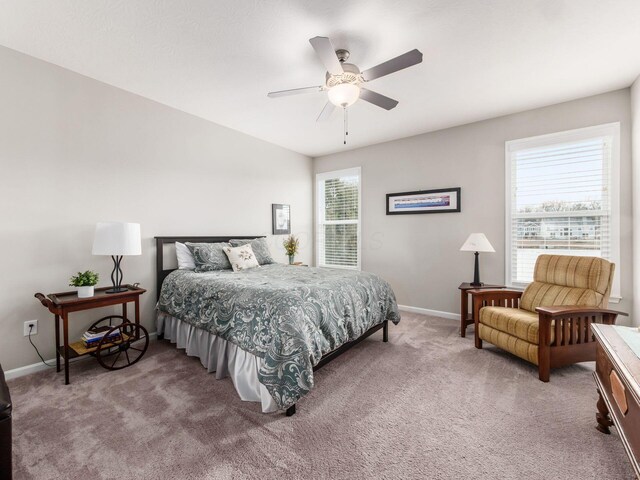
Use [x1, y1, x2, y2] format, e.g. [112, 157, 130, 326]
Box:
[272, 204, 291, 234]
[386, 187, 461, 215]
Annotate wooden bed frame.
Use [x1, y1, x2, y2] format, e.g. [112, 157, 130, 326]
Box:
[155, 236, 389, 416]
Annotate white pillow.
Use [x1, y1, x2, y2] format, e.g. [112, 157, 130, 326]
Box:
[222, 244, 260, 272]
[176, 242, 196, 270]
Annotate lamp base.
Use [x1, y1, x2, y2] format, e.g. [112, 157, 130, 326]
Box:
[106, 255, 127, 294]
[471, 251, 483, 287]
[106, 287, 128, 294]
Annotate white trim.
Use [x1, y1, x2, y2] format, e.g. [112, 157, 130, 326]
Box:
[5, 359, 59, 380]
[5, 332, 158, 380]
[315, 166, 362, 270]
[398, 304, 458, 320]
[504, 123, 621, 297]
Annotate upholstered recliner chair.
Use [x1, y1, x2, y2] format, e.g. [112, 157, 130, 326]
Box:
[470, 255, 626, 381]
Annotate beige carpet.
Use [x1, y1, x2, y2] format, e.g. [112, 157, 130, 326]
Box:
[8, 313, 635, 479]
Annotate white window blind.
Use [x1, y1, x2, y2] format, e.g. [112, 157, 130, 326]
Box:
[506, 124, 620, 295]
[316, 167, 361, 269]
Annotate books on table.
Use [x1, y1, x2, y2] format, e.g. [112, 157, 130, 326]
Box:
[82, 326, 121, 347]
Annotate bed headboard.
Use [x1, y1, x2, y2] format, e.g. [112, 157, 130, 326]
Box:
[154, 236, 263, 300]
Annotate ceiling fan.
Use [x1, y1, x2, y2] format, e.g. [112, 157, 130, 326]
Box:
[267, 36, 423, 141]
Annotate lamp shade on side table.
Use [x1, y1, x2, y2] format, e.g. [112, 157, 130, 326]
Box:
[460, 233, 495, 287]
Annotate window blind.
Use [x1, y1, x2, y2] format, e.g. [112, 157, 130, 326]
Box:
[316, 168, 361, 269]
[508, 133, 613, 285]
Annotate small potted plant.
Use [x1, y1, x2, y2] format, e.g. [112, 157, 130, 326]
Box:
[69, 270, 99, 298]
[283, 235, 299, 265]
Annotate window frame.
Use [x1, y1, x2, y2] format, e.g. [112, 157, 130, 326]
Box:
[504, 123, 621, 300]
[315, 167, 362, 270]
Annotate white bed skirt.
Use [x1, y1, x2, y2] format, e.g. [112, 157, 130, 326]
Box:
[156, 311, 278, 413]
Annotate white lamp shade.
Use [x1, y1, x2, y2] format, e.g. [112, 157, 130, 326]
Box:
[328, 83, 360, 107]
[460, 233, 495, 253]
[92, 222, 141, 256]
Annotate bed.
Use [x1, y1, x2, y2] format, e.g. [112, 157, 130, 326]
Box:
[155, 236, 400, 415]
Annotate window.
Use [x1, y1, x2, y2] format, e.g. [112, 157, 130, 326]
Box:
[316, 167, 361, 269]
[505, 123, 620, 297]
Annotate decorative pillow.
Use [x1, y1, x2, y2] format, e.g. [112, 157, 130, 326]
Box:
[175, 242, 196, 270]
[185, 242, 232, 272]
[223, 244, 260, 272]
[229, 237, 275, 265]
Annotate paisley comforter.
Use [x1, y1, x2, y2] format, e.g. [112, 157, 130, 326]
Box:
[157, 264, 400, 409]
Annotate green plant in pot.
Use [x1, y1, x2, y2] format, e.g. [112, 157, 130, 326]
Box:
[283, 235, 299, 265]
[69, 270, 99, 298]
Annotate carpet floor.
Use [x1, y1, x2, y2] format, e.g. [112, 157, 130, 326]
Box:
[8, 313, 635, 479]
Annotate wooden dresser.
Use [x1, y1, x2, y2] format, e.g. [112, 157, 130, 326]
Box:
[593, 324, 640, 478]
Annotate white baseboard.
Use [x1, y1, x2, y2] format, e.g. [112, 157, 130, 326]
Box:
[4, 360, 53, 381]
[5, 331, 158, 381]
[398, 304, 458, 320]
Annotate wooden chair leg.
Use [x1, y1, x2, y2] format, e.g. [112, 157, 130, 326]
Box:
[538, 362, 550, 382]
[538, 313, 551, 382]
[473, 299, 482, 349]
[538, 343, 550, 382]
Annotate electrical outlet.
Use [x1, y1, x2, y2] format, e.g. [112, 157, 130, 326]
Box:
[24, 320, 38, 336]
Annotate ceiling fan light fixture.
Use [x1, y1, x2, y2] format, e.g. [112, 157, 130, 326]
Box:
[327, 83, 360, 107]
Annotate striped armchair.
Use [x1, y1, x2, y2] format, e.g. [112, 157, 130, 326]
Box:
[470, 255, 626, 381]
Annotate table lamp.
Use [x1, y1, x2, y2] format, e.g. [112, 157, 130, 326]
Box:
[92, 222, 141, 293]
[460, 233, 495, 287]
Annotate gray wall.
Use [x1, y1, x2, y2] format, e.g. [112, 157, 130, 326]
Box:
[314, 89, 634, 324]
[0, 46, 313, 371]
[632, 76, 640, 325]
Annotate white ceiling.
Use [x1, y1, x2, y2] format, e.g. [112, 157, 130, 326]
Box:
[1, 0, 640, 157]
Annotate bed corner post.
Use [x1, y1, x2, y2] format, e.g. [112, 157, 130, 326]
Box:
[286, 405, 296, 416]
[383, 320, 389, 342]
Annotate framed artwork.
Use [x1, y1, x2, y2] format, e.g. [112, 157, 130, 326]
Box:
[272, 204, 291, 234]
[386, 187, 461, 215]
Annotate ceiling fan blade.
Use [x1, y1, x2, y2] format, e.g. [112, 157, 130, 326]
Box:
[267, 86, 323, 98]
[361, 49, 423, 81]
[316, 102, 337, 122]
[360, 88, 399, 110]
[309, 36, 343, 75]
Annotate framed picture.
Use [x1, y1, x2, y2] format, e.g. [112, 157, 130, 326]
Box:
[272, 204, 291, 234]
[386, 187, 461, 215]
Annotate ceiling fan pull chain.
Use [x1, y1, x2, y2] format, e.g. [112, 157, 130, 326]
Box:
[343, 106, 348, 145]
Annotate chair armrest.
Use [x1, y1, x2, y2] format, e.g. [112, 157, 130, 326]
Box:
[536, 306, 626, 348]
[468, 289, 523, 302]
[535, 306, 628, 317]
[470, 290, 524, 327]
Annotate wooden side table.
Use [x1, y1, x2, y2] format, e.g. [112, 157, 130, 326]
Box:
[592, 324, 640, 477]
[35, 284, 146, 385]
[458, 282, 505, 337]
